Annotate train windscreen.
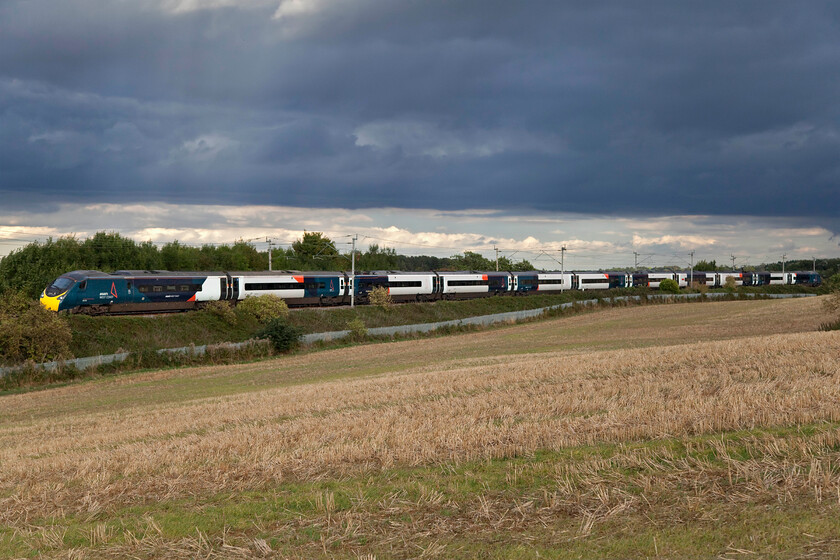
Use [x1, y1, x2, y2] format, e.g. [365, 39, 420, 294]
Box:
[45, 276, 75, 297]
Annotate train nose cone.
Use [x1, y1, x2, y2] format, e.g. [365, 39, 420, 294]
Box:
[40, 291, 60, 312]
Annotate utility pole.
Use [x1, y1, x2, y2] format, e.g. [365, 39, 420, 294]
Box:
[730, 254, 736, 270]
[561, 246, 566, 292]
[350, 234, 358, 308]
[813, 257, 816, 273]
[266, 237, 273, 271]
[689, 250, 695, 286]
[633, 251, 639, 272]
[782, 253, 786, 277]
[494, 245, 499, 271]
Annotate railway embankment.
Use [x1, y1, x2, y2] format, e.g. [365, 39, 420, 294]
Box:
[0, 291, 818, 385]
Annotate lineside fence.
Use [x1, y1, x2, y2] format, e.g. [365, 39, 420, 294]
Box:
[0, 293, 816, 378]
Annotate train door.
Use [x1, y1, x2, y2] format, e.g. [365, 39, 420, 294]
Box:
[571, 275, 579, 290]
[432, 273, 441, 295]
[219, 275, 239, 300]
[220, 277, 229, 300]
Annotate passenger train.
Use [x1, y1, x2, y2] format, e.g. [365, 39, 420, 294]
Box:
[40, 269, 822, 315]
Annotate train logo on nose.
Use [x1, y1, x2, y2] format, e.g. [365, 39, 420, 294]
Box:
[111, 282, 118, 299]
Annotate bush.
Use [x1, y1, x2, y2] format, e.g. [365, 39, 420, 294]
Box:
[689, 281, 709, 294]
[236, 294, 290, 323]
[0, 292, 72, 365]
[204, 300, 237, 325]
[658, 278, 680, 294]
[257, 318, 303, 353]
[346, 317, 368, 341]
[724, 276, 738, 293]
[369, 286, 393, 307]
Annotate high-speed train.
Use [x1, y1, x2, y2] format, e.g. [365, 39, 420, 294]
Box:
[40, 269, 822, 315]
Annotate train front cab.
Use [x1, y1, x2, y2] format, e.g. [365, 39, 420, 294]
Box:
[41, 274, 78, 311]
[41, 271, 137, 313]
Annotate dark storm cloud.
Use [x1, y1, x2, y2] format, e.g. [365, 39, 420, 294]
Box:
[1, 0, 839, 232]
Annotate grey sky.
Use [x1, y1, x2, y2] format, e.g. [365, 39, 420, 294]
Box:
[0, 1, 838, 262]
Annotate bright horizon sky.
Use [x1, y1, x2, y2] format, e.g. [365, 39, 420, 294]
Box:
[0, 203, 834, 271]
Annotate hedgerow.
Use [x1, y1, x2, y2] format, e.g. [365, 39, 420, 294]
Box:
[0, 291, 73, 365]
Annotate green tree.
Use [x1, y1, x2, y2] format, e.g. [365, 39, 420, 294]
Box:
[357, 244, 400, 271]
[292, 232, 339, 270]
[448, 251, 494, 271]
[0, 236, 86, 298]
[137, 240, 163, 270]
[213, 241, 265, 270]
[395, 255, 449, 271]
[81, 232, 143, 271]
[694, 260, 718, 272]
[497, 256, 536, 271]
[161, 241, 199, 270]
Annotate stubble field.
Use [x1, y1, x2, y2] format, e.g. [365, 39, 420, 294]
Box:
[1, 297, 839, 558]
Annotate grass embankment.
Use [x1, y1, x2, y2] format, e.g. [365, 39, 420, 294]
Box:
[1, 297, 838, 558]
[66, 292, 597, 358]
[65, 286, 818, 358]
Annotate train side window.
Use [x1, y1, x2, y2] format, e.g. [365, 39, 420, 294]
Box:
[179, 285, 190, 292]
[78, 281, 87, 291]
[153, 285, 163, 293]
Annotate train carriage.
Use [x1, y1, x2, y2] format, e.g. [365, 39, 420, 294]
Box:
[237, 271, 348, 306]
[440, 272, 492, 298]
[574, 272, 610, 291]
[535, 272, 572, 292]
[356, 272, 437, 302]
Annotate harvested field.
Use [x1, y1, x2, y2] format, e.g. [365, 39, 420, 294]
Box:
[1, 296, 839, 558]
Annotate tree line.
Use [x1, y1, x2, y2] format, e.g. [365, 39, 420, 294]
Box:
[0, 232, 535, 299]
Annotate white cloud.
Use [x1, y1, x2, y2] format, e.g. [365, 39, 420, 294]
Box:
[0, 204, 836, 270]
[632, 234, 717, 249]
